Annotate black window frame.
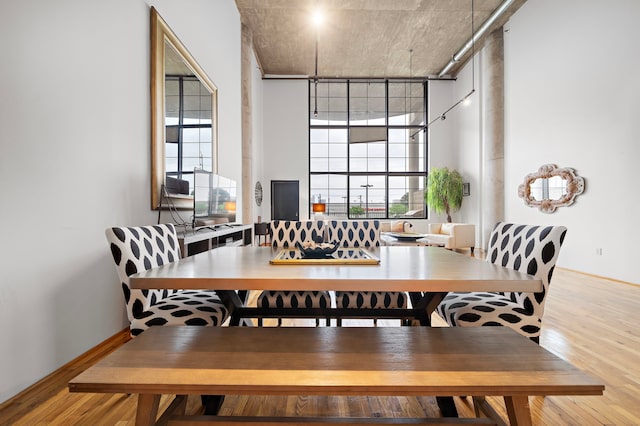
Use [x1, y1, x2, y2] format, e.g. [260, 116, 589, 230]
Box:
[308, 79, 429, 220]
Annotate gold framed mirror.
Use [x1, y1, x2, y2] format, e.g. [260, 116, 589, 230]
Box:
[151, 7, 218, 210]
[518, 164, 585, 213]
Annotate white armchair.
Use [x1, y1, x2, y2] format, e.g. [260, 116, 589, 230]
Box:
[425, 223, 475, 253]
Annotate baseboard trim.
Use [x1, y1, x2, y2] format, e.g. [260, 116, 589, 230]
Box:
[0, 327, 131, 423]
[557, 266, 639, 288]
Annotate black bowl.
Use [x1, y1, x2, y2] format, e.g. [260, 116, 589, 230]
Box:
[295, 241, 339, 258]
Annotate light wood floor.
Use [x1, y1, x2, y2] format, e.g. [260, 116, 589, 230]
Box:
[1, 254, 639, 425]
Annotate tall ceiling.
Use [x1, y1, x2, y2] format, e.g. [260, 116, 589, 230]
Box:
[235, 0, 527, 79]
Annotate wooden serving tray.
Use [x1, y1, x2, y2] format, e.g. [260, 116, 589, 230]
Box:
[269, 248, 380, 265]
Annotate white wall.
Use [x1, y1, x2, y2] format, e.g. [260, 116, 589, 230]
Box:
[504, 0, 639, 283]
[0, 0, 242, 403]
[262, 80, 309, 221]
[453, 56, 482, 234]
[428, 81, 458, 171]
[451, 0, 639, 283]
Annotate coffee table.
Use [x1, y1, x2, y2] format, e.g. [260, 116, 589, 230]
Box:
[381, 232, 444, 247]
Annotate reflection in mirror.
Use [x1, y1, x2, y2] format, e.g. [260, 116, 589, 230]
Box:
[151, 7, 217, 209]
[530, 175, 567, 202]
[518, 164, 584, 213]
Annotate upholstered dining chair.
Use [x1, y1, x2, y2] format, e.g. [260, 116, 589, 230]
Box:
[327, 220, 409, 326]
[105, 224, 230, 337]
[436, 222, 567, 343]
[256, 220, 332, 326]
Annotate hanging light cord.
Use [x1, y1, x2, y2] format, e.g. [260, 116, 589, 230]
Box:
[313, 29, 319, 117]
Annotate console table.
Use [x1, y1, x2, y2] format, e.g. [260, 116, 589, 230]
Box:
[177, 225, 252, 257]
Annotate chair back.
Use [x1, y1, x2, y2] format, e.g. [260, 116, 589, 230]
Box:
[105, 224, 181, 323]
[270, 220, 324, 248]
[486, 222, 567, 319]
[327, 220, 381, 247]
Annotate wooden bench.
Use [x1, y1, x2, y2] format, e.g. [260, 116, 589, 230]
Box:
[68, 326, 603, 426]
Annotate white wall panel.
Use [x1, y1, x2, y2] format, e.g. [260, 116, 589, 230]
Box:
[262, 80, 309, 221]
[0, 0, 242, 402]
[503, 0, 639, 282]
[450, 0, 639, 283]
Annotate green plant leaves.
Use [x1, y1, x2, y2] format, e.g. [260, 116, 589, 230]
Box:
[425, 167, 463, 222]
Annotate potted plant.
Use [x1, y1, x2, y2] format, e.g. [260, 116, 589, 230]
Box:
[425, 167, 463, 223]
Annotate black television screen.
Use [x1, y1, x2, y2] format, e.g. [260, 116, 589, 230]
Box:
[193, 169, 237, 225]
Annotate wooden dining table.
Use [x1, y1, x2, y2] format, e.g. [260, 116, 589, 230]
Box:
[125, 245, 555, 421]
[129, 245, 541, 327]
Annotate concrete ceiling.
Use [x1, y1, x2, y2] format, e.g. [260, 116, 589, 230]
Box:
[235, 0, 526, 79]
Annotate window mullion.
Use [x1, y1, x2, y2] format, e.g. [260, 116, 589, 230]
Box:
[177, 77, 184, 179]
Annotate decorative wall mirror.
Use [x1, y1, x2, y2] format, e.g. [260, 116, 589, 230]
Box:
[518, 164, 585, 213]
[151, 7, 218, 209]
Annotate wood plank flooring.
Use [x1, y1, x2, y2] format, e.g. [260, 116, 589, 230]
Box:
[1, 252, 638, 425]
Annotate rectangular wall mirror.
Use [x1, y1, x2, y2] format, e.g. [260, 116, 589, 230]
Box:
[151, 7, 218, 209]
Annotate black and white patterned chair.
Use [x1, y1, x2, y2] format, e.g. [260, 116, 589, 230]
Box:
[328, 220, 409, 326]
[436, 222, 567, 343]
[256, 220, 332, 326]
[328, 219, 381, 248]
[105, 224, 230, 336]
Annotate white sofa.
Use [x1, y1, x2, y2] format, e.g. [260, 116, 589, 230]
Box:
[379, 220, 413, 233]
[425, 223, 476, 253]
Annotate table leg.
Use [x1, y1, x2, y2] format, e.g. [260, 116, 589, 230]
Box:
[505, 395, 533, 426]
[235, 290, 253, 326]
[409, 292, 430, 326]
[409, 292, 447, 326]
[136, 394, 160, 426]
[218, 290, 252, 326]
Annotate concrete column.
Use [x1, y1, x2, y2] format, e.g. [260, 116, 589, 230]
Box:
[481, 28, 505, 248]
[241, 23, 253, 225]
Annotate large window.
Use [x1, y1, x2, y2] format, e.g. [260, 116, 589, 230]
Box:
[309, 80, 427, 219]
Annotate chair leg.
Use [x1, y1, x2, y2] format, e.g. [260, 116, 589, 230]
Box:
[257, 318, 263, 327]
[277, 318, 282, 327]
[373, 318, 378, 326]
[337, 318, 342, 327]
[316, 318, 320, 327]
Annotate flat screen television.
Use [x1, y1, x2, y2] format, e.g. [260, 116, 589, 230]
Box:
[193, 169, 237, 227]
